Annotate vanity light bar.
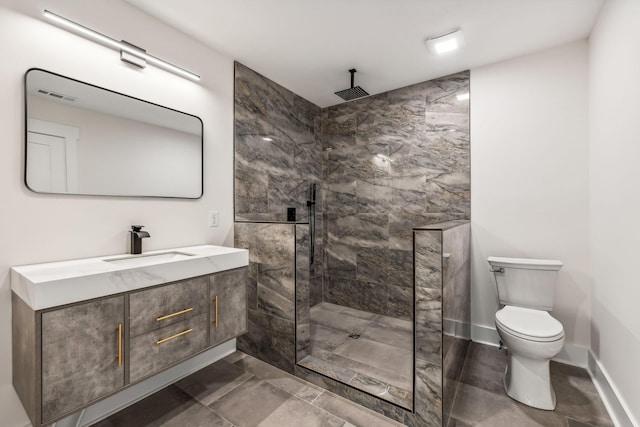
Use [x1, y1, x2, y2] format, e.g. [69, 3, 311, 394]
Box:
[43, 10, 201, 82]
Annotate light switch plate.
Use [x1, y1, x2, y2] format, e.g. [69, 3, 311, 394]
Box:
[208, 211, 219, 227]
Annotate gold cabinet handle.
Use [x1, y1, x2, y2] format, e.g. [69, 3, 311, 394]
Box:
[117, 323, 123, 367]
[213, 295, 218, 328]
[156, 307, 193, 322]
[156, 328, 193, 345]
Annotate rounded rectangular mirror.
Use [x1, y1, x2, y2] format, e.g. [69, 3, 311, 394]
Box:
[25, 69, 203, 198]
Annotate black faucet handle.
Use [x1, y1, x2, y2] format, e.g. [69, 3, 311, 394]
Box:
[131, 225, 145, 232]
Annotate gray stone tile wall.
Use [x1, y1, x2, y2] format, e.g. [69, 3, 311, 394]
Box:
[235, 222, 297, 373]
[412, 221, 470, 427]
[323, 72, 470, 320]
[234, 62, 324, 310]
[234, 62, 323, 224]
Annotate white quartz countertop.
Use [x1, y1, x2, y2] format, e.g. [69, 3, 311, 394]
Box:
[11, 245, 249, 310]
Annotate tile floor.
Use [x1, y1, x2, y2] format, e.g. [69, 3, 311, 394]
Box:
[298, 302, 414, 409]
[94, 342, 615, 427]
[94, 351, 405, 427]
[449, 342, 614, 427]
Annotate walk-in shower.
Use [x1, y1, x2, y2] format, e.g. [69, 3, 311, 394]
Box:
[233, 61, 471, 425]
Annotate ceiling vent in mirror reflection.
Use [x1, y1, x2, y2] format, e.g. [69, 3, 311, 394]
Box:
[24, 68, 204, 199]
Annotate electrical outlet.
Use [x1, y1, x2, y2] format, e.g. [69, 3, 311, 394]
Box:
[208, 211, 219, 227]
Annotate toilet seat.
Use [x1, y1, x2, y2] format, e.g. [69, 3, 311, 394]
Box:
[496, 306, 564, 342]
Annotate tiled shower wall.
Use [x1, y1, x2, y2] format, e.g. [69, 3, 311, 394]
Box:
[234, 61, 324, 306]
[234, 62, 323, 223]
[322, 73, 470, 320]
[412, 221, 470, 427]
[234, 222, 311, 373]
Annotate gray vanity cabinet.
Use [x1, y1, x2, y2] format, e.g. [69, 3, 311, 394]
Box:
[12, 267, 248, 427]
[129, 276, 210, 382]
[41, 295, 126, 424]
[210, 268, 248, 346]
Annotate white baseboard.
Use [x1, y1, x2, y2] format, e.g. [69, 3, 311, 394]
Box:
[587, 351, 638, 427]
[471, 323, 501, 347]
[471, 323, 588, 367]
[53, 339, 237, 427]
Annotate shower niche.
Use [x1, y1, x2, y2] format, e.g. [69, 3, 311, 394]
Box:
[234, 61, 471, 426]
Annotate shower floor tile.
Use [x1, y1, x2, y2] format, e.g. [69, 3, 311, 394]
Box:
[298, 302, 413, 409]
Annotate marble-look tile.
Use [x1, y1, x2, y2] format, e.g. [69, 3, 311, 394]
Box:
[208, 377, 293, 427]
[325, 143, 390, 183]
[237, 309, 295, 374]
[322, 110, 357, 150]
[298, 355, 358, 384]
[235, 62, 322, 220]
[310, 303, 374, 334]
[566, 418, 603, 427]
[348, 373, 412, 409]
[258, 395, 347, 427]
[390, 210, 453, 251]
[315, 302, 379, 321]
[312, 392, 406, 427]
[362, 318, 413, 351]
[324, 243, 357, 280]
[295, 365, 406, 423]
[414, 230, 443, 290]
[93, 385, 232, 427]
[323, 277, 390, 317]
[333, 336, 413, 376]
[233, 355, 324, 403]
[410, 358, 443, 427]
[551, 362, 615, 427]
[415, 287, 442, 365]
[175, 359, 253, 407]
[459, 342, 508, 396]
[423, 71, 470, 114]
[355, 179, 392, 214]
[325, 352, 413, 394]
[356, 247, 391, 284]
[450, 383, 567, 427]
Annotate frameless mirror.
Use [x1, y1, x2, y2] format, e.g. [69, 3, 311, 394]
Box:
[25, 69, 203, 198]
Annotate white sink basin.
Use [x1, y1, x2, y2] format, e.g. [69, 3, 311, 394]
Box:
[12, 245, 249, 310]
[104, 251, 195, 267]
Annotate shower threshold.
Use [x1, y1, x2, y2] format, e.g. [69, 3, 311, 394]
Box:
[298, 302, 413, 410]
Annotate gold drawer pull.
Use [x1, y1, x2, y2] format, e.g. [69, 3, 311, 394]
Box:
[117, 323, 123, 367]
[156, 307, 193, 322]
[213, 295, 218, 328]
[156, 328, 193, 345]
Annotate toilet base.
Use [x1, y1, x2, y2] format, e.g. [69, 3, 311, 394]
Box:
[503, 353, 556, 410]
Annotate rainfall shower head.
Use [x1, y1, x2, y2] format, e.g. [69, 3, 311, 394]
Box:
[334, 69, 369, 101]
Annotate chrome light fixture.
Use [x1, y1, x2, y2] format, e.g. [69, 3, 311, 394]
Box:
[43, 10, 200, 82]
[425, 28, 465, 55]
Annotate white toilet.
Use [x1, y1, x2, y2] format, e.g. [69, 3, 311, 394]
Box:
[487, 256, 565, 410]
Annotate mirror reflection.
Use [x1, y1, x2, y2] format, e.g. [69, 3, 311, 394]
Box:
[25, 69, 203, 198]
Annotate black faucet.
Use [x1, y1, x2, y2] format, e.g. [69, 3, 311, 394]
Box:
[130, 225, 150, 255]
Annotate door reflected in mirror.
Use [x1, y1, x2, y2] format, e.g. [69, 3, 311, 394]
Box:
[25, 69, 203, 198]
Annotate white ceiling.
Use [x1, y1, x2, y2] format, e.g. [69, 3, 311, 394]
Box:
[125, 0, 603, 108]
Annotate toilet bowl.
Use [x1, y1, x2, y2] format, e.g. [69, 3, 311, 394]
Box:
[487, 256, 564, 410]
[495, 305, 564, 410]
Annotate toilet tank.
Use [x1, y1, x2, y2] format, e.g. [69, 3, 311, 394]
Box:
[487, 257, 562, 311]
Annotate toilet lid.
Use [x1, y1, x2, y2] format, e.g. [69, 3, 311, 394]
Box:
[495, 306, 564, 341]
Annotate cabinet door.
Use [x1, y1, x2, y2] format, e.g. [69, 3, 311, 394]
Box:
[210, 268, 248, 346]
[41, 296, 125, 423]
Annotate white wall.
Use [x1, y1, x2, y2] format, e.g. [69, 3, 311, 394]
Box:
[0, 1, 234, 425]
[589, 0, 640, 424]
[470, 41, 591, 359]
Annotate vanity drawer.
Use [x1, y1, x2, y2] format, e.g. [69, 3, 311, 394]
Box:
[129, 276, 209, 337]
[129, 312, 208, 382]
